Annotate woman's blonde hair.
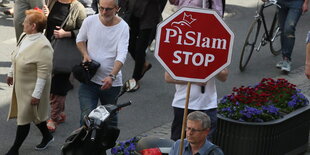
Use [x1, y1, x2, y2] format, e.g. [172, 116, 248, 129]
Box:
[25, 9, 47, 33]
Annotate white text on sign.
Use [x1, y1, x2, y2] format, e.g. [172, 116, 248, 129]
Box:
[173, 51, 215, 66]
[164, 28, 227, 50]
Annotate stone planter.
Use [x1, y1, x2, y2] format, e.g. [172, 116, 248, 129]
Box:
[214, 105, 310, 155]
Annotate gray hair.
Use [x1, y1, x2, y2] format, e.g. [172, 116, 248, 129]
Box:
[98, 0, 119, 7]
[187, 111, 211, 129]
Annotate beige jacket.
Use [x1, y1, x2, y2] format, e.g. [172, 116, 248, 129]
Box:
[8, 33, 54, 125]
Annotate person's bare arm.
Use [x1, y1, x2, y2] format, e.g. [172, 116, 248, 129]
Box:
[305, 42, 310, 79]
[215, 68, 229, 82]
[77, 41, 91, 62]
[164, 72, 188, 84]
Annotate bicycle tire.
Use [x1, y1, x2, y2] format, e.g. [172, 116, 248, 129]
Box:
[239, 19, 261, 71]
[269, 11, 281, 56]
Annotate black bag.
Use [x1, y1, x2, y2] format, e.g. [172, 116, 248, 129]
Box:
[51, 4, 82, 74]
[72, 60, 100, 83]
[52, 37, 82, 73]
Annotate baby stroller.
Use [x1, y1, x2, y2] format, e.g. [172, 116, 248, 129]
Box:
[61, 101, 132, 155]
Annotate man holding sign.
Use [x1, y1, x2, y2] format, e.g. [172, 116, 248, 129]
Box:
[165, 68, 228, 142]
[169, 111, 224, 155]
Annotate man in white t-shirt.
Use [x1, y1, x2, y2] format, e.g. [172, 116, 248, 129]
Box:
[76, 0, 129, 126]
[165, 68, 228, 141]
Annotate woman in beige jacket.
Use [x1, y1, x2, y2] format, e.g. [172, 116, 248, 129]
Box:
[6, 9, 54, 154]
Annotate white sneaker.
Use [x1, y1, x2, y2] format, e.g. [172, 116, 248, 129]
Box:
[276, 60, 284, 69]
[281, 60, 291, 73]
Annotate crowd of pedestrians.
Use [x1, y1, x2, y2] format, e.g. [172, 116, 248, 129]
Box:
[2, 0, 309, 154]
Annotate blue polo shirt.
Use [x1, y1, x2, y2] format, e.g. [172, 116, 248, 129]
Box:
[169, 139, 224, 155]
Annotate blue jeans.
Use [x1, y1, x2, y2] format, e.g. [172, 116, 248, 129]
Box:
[79, 82, 121, 126]
[278, 0, 303, 60]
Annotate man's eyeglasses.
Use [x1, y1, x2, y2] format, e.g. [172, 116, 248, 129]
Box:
[185, 127, 206, 133]
[98, 6, 115, 12]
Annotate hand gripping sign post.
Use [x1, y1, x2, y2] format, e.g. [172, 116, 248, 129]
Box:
[154, 7, 234, 155]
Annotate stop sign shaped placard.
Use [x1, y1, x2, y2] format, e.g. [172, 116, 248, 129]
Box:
[155, 7, 234, 83]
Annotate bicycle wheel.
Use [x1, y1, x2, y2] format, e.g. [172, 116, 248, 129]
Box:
[269, 11, 281, 56]
[239, 19, 261, 71]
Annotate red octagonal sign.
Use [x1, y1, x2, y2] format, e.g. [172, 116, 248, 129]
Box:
[155, 7, 234, 83]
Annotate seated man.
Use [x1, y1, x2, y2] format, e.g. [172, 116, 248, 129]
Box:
[169, 111, 224, 155]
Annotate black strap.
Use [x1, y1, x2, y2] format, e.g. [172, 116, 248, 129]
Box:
[51, 3, 78, 41]
[17, 33, 26, 46]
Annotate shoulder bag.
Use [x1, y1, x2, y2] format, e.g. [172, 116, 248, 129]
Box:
[51, 5, 82, 74]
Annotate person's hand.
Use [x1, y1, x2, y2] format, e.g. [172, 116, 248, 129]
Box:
[31, 97, 40, 105]
[53, 26, 67, 38]
[42, 5, 49, 16]
[6, 77, 13, 86]
[302, 2, 308, 14]
[100, 76, 113, 90]
[82, 54, 92, 63]
[216, 68, 229, 82]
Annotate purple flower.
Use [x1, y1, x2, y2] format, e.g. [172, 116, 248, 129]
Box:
[288, 100, 296, 107]
[221, 107, 232, 112]
[240, 106, 262, 118]
[218, 78, 309, 122]
[124, 150, 130, 155]
[111, 137, 140, 155]
[111, 148, 118, 154]
[262, 105, 279, 115]
[127, 143, 136, 151]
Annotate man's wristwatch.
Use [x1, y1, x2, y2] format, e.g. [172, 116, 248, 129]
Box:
[108, 74, 116, 81]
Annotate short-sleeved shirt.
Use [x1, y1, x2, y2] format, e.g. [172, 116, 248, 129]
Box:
[172, 78, 218, 110]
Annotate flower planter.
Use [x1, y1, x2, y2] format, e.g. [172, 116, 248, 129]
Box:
[214, 105, 310, 155]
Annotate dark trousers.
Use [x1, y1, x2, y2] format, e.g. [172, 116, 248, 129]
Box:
[128, 16, 152, 81]
[171, 107, 218, 142]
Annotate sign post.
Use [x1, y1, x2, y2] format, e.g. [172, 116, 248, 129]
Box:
[154, 7, 234, 155]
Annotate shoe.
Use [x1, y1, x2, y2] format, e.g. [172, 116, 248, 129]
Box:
[35, 136, 54, 150]
[281, 60, 291, 73]
[57, 112, 66, 124]
[127, 79, 140, 92]
[47, 119, 56, 133]
[131, 83, 140, 92]
[276, 60, 284, 69]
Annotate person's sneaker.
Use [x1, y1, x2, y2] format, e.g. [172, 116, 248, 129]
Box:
[281, 60, 291, 73]
[35, 135, 54, 151]
[276, 60, 284, 69]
